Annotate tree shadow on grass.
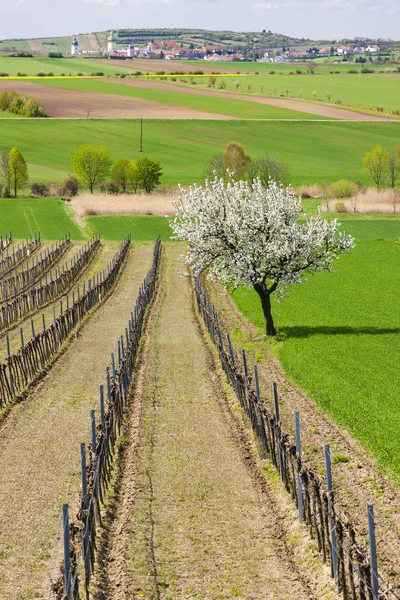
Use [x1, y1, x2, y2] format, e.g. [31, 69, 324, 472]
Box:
[279, 325, 400, 339]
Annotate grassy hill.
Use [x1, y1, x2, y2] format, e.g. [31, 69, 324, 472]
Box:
[0, 29, 398, 55]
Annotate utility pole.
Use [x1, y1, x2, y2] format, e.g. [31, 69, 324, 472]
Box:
[139, 118, 143, 152]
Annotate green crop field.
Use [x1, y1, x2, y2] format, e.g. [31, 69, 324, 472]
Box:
[0, 197, 84, 240]
[185, 59, 400, 74]
[230, 219, 400, 479]
[0, 56, 128, 76]
[87, 215, 173, 240]
[32, 77, 328, 120]
[159, 72, 400, 113]
[0, 119, 399, 188]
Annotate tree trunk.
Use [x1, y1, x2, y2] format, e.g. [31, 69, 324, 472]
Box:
[254, 285, 276, 337]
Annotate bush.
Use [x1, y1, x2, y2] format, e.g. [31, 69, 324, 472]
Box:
[335, 201, 347, 213]
[17, 72, 27, 77]
[361, 68, 374, 74]
[31, 183, 49, 197]
[59, 175, 79, 197]
[0, 72, 9, 77]
[328, 179, 358, 199]
[48, 52, 63, 58]
[99, 180, 120, 194]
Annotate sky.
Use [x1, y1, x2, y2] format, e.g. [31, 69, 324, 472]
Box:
[0, 0, 398, 41]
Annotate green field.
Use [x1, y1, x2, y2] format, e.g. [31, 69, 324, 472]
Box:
[0, 56, 128, 76]
[0, 119, 399, 187]
[0, 197, 84, 240]
[159, 72, 400, 113]
[230, 220, 400, 479]
[87, 215, 173, 240]
[32, 77, 328, 120]
[185, 59, 400, 74]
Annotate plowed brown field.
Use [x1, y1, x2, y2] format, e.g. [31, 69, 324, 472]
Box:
[0, 81, 234, 120]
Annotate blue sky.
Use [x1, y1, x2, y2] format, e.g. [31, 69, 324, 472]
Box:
[0, 0, 398, 40]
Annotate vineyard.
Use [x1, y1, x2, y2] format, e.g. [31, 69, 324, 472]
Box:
[0, 230, 399, 600]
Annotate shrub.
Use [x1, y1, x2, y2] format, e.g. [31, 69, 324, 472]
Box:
[59, 175, 79, 197]
[99, 180, 120, 194]
[334, 201, 348, 213]
[17, 72, 27, 77]
[48, 52, 63, 58]
[361, 68, 374, 74]
[0, 72, 9, 77]
[31, 183, 49, 197]
[328, 179, 358, 199]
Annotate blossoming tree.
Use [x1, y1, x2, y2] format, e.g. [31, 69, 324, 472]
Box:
[170, 177, 355, 336]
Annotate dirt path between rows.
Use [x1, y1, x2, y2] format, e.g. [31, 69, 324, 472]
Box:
[0, 81, 234, 120]
[103, 245, 336, 600]
[0, 244, 154, 599]
[206, 278, 400, 590]
[114, 78, 390, 121]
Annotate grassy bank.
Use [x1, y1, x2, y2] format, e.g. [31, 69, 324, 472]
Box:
[230, 220, 400, 479]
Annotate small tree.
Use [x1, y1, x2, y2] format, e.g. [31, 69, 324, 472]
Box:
[208, 76, 217, 88]
[9, 147, 28, 197]
[285, 87, 290, 97]
[59, 175, 79, 197]
[71, 145, 112, 193]
[223, 142, 251, 180]
[170, 178, 355, 336]
[204, 154, 226, 182]
[133, 156, 162, 193]
[0, 148, 11, 195]
[247, 154, 290, 188]
[362, 146, 388, 190]
[307, 61, 317, 74]
[326, 92, 332, 102]
[312, 90, 317, 100]
[112, 157, 132, 193]
[235, 81, 240, 92]
[387, 148, 400, 189]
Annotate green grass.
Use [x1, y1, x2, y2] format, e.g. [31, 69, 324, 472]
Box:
[0, 197, 84, 240]
[230, 221, 400, 480]
[1, 119, 400, 187]
[32, 77, 326, 120]
[0, 56, 127, 76]
[185, 59, 400, 74]
[87, 215, 173, 241]
[159, 72, 400, 113]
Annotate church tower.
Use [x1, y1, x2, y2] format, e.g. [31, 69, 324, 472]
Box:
[71, 36, 79, 56]
[107, 31, 117, 53]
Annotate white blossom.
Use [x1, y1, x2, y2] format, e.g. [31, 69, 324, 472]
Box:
[169, 177, 355, 335]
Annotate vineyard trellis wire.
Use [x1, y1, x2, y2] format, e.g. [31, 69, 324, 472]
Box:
[195, 277, 400, 600]
[0, 235, 40, 277]
[52, 237, 162, 600]
[0, 237, 131, 412]
[0, 235, 71, 303]
[0, 236, 100, 334]
[0, 233, 12, 253]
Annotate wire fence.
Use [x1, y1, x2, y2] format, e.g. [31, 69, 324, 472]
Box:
[0, 235, 71, 303]
[52, 237, 161, 600]
[195, 277, 400, 600]
[0, 236, 100, 335]
[0, 237, 131, 412]
[0, 233, 12, 253]
[0, 235, 40, 277]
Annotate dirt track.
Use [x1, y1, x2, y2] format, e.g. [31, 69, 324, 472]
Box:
[0, 81, 233, 120]
[101, 245, 336, 600]
[114, 77, 389, 121]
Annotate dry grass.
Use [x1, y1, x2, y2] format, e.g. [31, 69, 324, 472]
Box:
[296, 183, 324, 198]
[323, 187, 400, 214]
[70, 192, 180, 218]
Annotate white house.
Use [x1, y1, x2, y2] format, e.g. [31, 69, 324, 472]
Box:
[366, 45, 380, 52]
[71, 36, 79, 56]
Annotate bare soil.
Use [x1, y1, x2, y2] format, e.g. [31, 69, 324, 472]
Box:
[0, 244, 153, 599]
[114, 78, 389, 121]
[205, 278, 400, 590]
[0, 81, 233, 120]
[102, 245, 337, 600]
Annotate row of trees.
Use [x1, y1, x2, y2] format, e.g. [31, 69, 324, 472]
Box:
[205, 141, 290, 189]
[362, 146, 400, 190]
[0, 91, 46, 118]
[70, 145, 163, 195]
